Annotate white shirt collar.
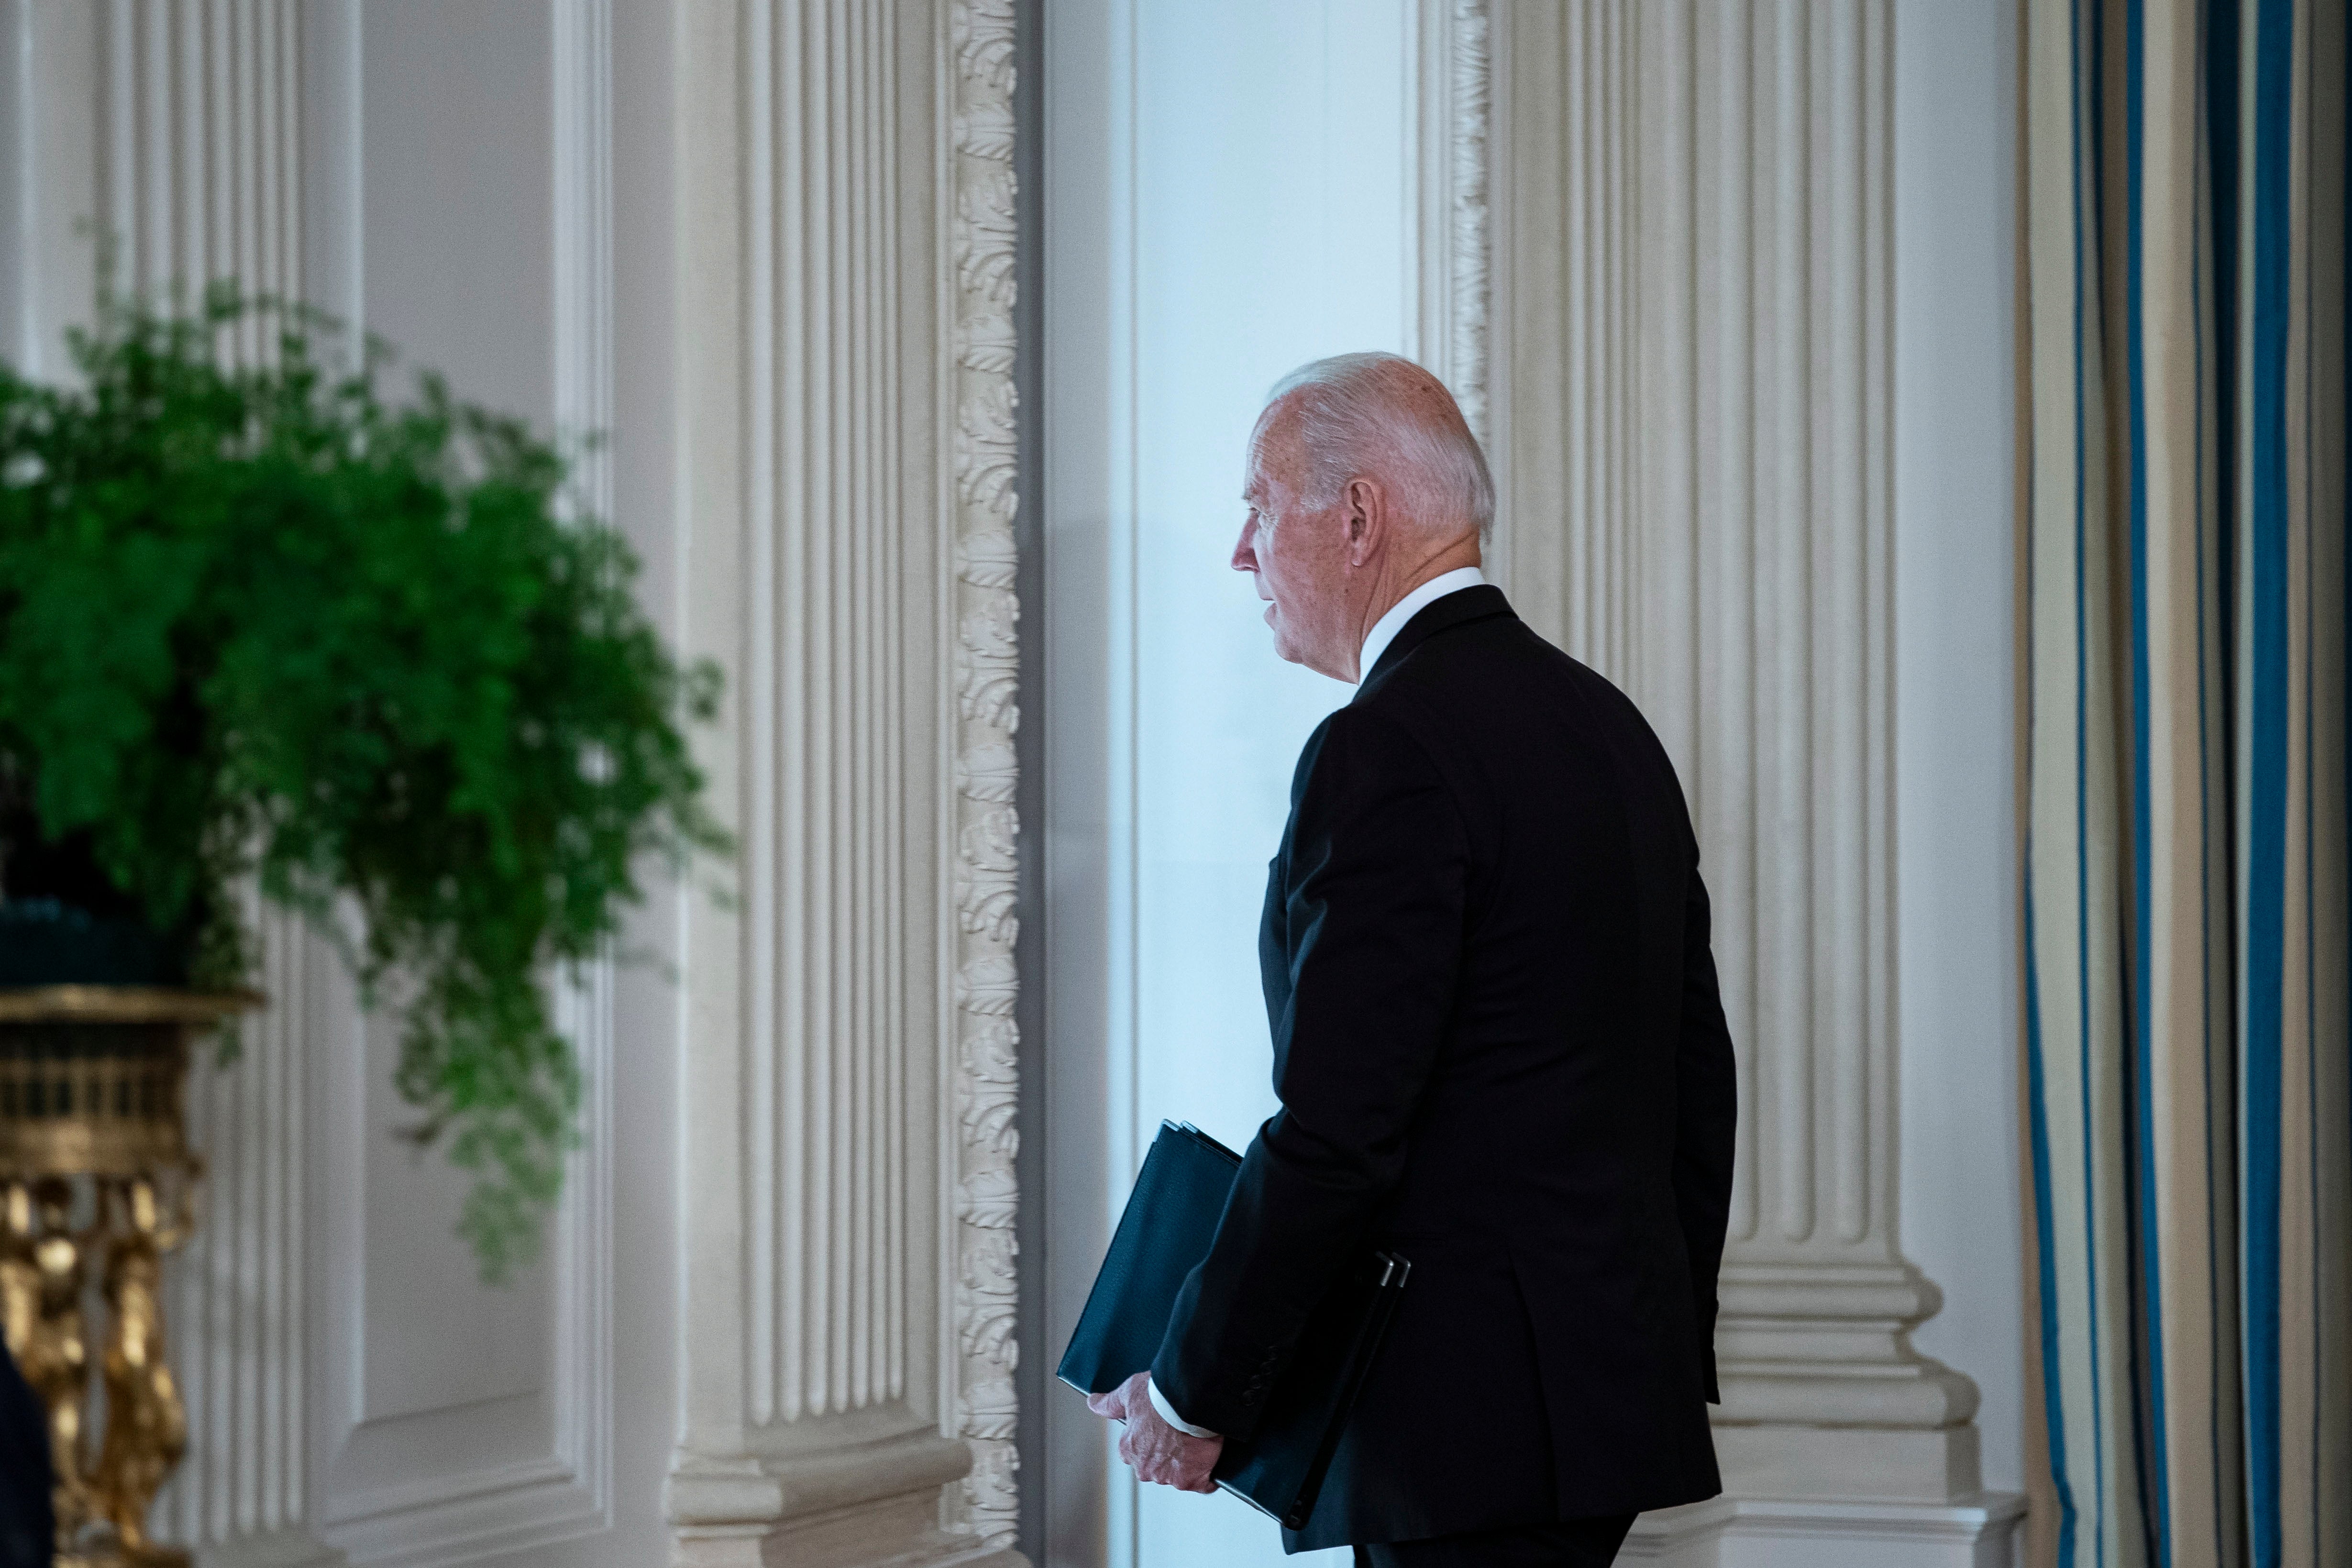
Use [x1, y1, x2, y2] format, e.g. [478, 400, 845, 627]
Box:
[1357, 566, 1487, 683]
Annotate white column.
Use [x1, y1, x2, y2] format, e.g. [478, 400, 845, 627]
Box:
[170, 913, 343, 1568]
[664, 3, 1024, 1566]
[10, 7, 348, 1562]
[1495, 3, 2017, 1559]
[1662, 0, 1988, 1502]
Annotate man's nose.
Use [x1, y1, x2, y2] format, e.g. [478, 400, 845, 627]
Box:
[1231, 521, 1259, 573]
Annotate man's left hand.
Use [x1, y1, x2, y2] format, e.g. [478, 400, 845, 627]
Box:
[1087, 1372, 1223, 1493]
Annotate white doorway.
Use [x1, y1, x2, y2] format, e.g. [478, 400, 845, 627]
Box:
[1039, 1, 1461, 1562]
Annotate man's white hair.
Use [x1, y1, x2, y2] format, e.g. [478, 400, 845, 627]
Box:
[1263, 352, 1494, 541]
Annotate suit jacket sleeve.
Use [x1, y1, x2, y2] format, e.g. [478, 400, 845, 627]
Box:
[1150, 705, 1468, 1442]
[1674, 856, 1738, 1403]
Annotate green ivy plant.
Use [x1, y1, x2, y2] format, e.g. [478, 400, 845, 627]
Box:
[0, 286, 727, 1279]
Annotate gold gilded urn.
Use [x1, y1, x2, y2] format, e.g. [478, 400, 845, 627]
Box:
[0, 984, 254, 1568]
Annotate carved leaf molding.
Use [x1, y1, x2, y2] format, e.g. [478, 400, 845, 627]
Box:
[946, 2, 1022, 1537]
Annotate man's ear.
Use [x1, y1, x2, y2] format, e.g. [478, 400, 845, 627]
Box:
[1344, 477, 1380, 565]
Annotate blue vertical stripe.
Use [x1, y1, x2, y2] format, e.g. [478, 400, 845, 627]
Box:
[2073, 0, 2113, 1556]
[2123, 2, 2175, 1557]
[2243, 5, 2297, 1567]
[2301, 9, 2325, 1547]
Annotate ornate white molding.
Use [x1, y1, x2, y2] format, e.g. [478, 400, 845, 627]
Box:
[1413, 0, 1491, 447]
[945, 0, 1022, 1553]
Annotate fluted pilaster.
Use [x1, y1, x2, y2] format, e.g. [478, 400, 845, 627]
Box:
[666, 3, 1023, 1564]
[168, 912, 341, 1568]
[1502, 0, 1641, 677]
[74, 7, 343, 1560]
[97, 0, 302, 325]
[1499, 0, 1980, 1506]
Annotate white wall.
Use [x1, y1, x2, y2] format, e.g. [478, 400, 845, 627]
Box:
[314, 7, 699, 1561]
[1891, 0, 2028, 1509]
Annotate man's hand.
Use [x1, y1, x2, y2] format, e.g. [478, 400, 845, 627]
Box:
[1087, 1372, 1223, 1494]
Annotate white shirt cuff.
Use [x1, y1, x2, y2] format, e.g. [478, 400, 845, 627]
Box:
[1146, 1375, 1220, 1439]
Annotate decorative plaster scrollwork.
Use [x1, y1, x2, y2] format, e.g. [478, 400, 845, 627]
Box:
[956, 314, 1018, 378]
[956, 742, 1020, 806]
[958, 603, 1021, 729]
[1449, 0, 1492, 444]
[946, 0, 1022, 1548]
[958, 526, 1019, 590]
[958, 809, 1021, 945]
[956, 380, 1021, 522]
[961, 1016, 1020, 1156]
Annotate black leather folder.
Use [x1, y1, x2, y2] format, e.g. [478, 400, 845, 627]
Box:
[1056, 1119, 1411, 1531]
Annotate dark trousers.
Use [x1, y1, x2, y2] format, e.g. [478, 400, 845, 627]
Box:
[1353, 1513, 1638, 1568]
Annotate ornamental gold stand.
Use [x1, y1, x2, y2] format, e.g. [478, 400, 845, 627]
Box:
[0, 986, 257, 1568]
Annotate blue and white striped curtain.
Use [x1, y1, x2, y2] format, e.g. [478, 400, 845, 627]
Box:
[2022, 0, 2348, 1566]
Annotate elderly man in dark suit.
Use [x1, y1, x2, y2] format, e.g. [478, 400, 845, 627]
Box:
[1088, 353, 1738, 1567]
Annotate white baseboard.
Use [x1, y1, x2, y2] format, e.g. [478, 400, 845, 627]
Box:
[1620, 1492, 2026, 1568]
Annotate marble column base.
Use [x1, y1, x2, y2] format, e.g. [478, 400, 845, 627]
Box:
[668, 1430, 993, 1568]
[193, 1529, 349, 1568]
[672, 1522, 1025, 1568]
[1622, 1493, 2026, 1568]
[1712, 1421, 1983, 1502]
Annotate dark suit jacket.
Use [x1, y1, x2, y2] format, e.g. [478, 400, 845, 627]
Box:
[1150, 585, 1737, 1551]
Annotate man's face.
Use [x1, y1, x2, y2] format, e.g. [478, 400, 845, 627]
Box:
[1231, 409, 1355, 678]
